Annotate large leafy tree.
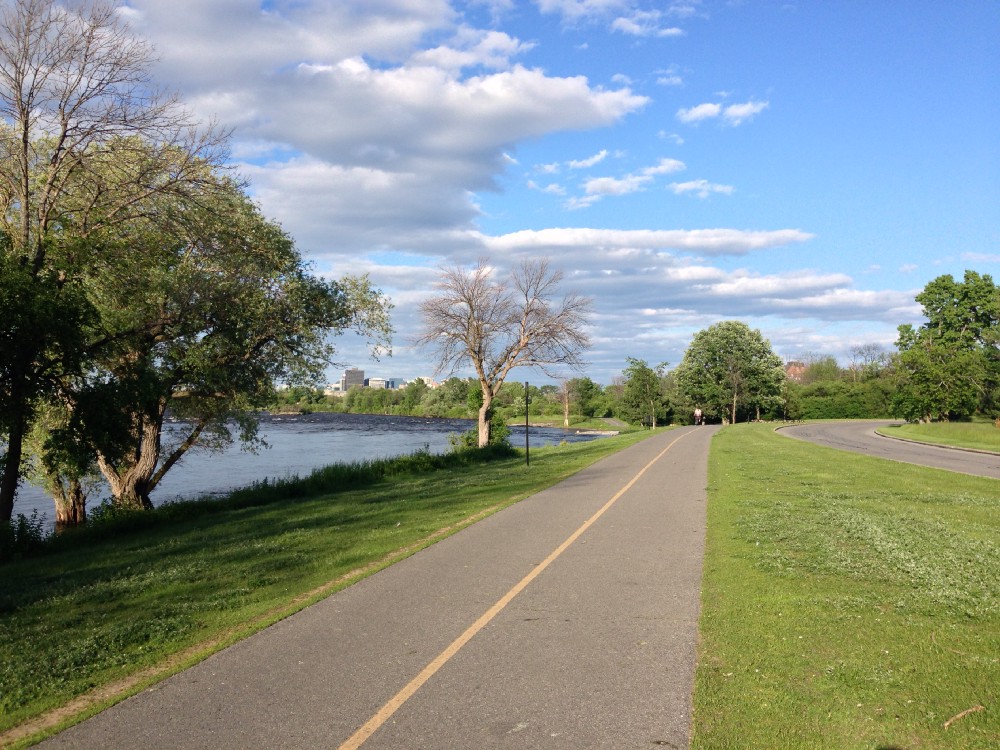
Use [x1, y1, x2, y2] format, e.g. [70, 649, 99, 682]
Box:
[674, 321, 785, 424]
[0, 0, 226, 521]
[619, 358, 671, 427]
[417, 258, 591, 447]
[33, 181, 392, 517]
[893, 271, 999, 422]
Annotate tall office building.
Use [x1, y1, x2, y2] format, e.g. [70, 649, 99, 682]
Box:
[340, 368, 365, 391]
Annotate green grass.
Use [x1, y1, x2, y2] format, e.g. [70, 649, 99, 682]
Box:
[0, 431, 657, 747]
[693, 424, 999, 749]
[878, 421, 1000, 453]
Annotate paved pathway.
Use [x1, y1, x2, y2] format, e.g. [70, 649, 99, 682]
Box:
[40, 425, 717, 750]
[780, 421, 1000, 479]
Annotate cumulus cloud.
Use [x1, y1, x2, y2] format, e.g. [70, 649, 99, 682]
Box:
[120, 1, 912, 384]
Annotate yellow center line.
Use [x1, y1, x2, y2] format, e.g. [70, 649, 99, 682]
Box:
[337, 429, 694, 750]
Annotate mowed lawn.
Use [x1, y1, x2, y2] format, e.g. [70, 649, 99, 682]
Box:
[693, 424, 998, 749]
[879, 421, 1000, 454]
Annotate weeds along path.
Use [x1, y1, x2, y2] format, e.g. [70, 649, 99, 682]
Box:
[38, 426, 718, 750]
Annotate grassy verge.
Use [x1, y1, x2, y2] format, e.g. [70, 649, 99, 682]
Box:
[877, 421, 1000, 454]
[693, 424, 998, 749]
[0, 430, 657, 746]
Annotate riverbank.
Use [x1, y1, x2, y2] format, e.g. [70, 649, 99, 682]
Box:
[0, 430, 657, 746]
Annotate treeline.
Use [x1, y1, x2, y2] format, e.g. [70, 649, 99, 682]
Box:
[272, 378, 624, 425]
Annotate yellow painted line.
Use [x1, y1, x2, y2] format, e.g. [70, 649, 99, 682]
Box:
[337, 429, 695, 750]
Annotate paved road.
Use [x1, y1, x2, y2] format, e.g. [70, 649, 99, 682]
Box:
[779, 420, 1000, 479]
[40, 425, 718, 750]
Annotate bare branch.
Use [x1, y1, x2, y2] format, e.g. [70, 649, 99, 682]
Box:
[417, 257, 592, 446]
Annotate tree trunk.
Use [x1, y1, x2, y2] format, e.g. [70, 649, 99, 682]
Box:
[478, 394, 493, 448]
[54, 479, 87, 531]
[0, 416, 26, 522]
[98, 416, 161, 510]
[731, 390, 738, 424]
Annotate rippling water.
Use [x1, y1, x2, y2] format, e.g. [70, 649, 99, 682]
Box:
[12, 412, 612, 529]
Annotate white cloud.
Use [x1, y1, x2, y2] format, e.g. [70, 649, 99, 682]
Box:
[569, 149, 610, 168]
[584, 173, 652, 196]
[677, 99, 769, 126]
[611, 10, 683, 37]
[722, 100, 769, 125]
[669, 179, 734, 198]
[962, 252, 1000, 263]
[120, 1, 918, 386]
[676, 102, 721, 123]
[483, 227, 814, 256]
[643, 158, 686, 175]
[411, 28, 536, 71]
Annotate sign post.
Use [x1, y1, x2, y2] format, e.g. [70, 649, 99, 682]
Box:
[524, 381, 530, 467]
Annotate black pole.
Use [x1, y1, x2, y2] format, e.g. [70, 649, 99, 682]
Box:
[525, 380, 530, 467]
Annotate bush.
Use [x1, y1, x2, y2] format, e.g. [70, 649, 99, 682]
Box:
[0, 511, 48, 562]
[449, 411, 511, 450]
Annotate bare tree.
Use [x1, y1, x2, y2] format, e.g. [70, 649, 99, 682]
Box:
[0, 0, 227, 521]
[417, 258, 592, 447]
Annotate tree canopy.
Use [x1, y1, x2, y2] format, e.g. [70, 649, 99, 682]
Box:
[0, 0, 392, 525]
[893, 271, 999, 422]
[674, 321, 784, 424]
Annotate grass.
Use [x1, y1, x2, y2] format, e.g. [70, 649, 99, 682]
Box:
[693, 424, 999, 749]
[877, 421, 1000, 454]
[0, 430, 657, 747]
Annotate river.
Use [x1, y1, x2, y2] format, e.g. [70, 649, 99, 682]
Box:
[11, 412, 616, 530]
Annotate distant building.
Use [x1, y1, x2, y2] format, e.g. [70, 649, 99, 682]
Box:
[366, 377, 388, 390]
[341, 368, 365, 391]
[785, 361, 806, 383]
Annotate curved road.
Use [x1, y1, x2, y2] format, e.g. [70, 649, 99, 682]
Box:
[779, 420, 1000, 479]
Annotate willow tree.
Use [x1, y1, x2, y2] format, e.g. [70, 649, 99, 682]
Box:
[417, 258, 591, 447]
[0, 0, 226, 521]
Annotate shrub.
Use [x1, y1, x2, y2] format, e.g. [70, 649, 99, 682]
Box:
[0, 511, 48, 562]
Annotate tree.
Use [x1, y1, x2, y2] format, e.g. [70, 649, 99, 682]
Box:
[893, 271, 1000, 422]
[674, 321, 785, 424]
[567, 376, 603, 419]
[417, 258, 591, 447]
[0, 0, 226, 521]
[31, 181, 392, 517]
[619, 358, 670, 427]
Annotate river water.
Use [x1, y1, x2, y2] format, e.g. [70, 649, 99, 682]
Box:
[12, 412, 614, 530]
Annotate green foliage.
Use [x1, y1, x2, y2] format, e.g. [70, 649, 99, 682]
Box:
[675, 321, 785, 423]
[619, 357, 671, 426]
[790, 378, 895, 420]
[449, 410, 511, 450]
[893, 271, 999, 422]
[0, 512, 48, 562]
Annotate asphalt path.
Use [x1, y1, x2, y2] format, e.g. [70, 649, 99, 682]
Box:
[779, 420, 1000, 479]
[39, 425, 718, 750]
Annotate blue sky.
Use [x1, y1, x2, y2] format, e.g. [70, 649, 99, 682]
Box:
[124, 0, 999, 385]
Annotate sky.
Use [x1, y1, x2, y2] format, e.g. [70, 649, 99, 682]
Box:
[121, 0, 1000, 386]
